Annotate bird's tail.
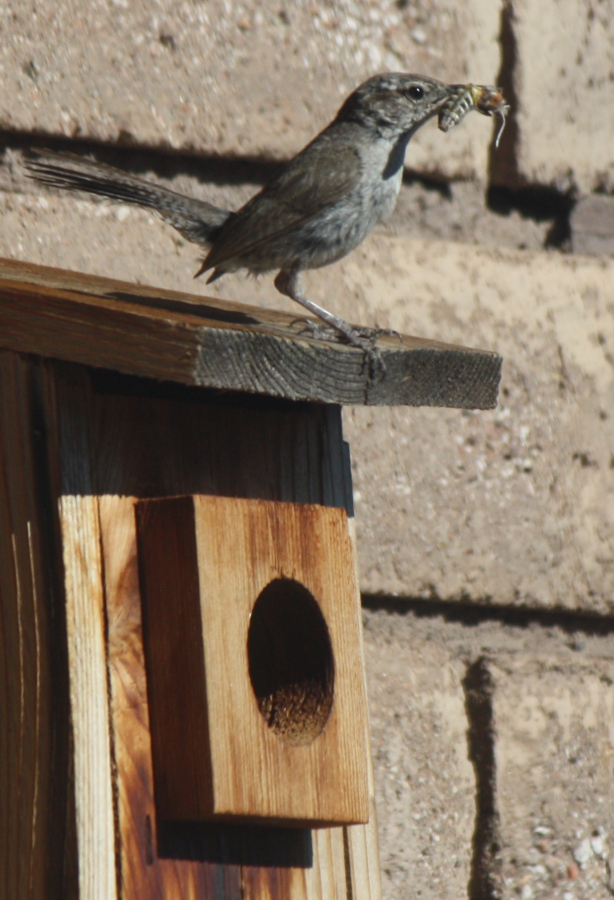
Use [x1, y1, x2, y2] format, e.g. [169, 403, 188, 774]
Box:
[24, 150, 233, 247]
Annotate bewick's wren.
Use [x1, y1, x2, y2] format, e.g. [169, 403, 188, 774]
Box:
[26, 74, 507, 353]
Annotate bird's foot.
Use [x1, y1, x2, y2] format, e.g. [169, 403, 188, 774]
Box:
[293, 318, 399, 345]
[274, 272, 389, 382]
[290, 317, 388, 382]
[290, 317, 342, 342]
[351, 325, 403, 343]
[336, 325, 387, 383]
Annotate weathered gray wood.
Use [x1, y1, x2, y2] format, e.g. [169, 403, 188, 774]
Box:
[0, 258, 501, 409]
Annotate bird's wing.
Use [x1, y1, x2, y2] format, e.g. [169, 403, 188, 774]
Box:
[201, 132, 362, 272]
[25, 150, 233, 246]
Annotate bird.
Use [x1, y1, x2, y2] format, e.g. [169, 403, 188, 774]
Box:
[25, 73, 503, 355]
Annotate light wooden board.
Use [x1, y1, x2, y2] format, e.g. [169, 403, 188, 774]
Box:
[99, 494, 238, 899]
[136, 495, 370, 826]
[59, 495, 117, 900]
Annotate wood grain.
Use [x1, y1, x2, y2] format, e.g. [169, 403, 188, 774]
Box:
[0, 351, 77, 899]
[99, 494, 238, 899]
[0, 256, 501, 408]
[54, 369, 118, 900]
[307, 828, 349, 900]
[345, 519, 382, 900]
[77, 363, 376, 897]
[136, 495, 370, 827]
[54, 368, 241, 900]
[1, 352, 380, 898]
[59, 494, 117, 900]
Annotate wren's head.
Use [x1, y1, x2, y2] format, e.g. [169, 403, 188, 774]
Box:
[336, 73, 456, 138]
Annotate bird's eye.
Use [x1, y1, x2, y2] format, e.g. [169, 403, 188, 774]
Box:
[407, 85, 424, 100]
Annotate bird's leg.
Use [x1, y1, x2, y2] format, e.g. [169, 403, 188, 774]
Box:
[274, 269, 382, 354]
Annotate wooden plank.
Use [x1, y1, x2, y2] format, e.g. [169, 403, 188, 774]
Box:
[99, 495, 155, 898]
[345, 810, 382, 900]
[241, 866, 309, 900]
[59, 493, 117, 900]
[0, 353, 43, 900]
[136, 495, 370, 827]
[0, 257, 501, 409]
[0, 351, 77, 899]
[340, 518, 382, 900]
[99, 494, 236, 899]
[308, 828, 349, 900]
[53, 368, 238, 900]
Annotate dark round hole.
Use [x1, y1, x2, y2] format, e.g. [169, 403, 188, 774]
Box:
[247, 578, 335, 746]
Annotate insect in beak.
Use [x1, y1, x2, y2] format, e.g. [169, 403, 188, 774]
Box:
[439, 84, 510, 148]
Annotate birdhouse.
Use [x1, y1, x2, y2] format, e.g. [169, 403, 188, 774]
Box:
[0, 257, 500, 898]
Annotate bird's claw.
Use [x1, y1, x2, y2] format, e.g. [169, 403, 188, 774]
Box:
[339, 327, 387, 384]
[289, 318, 386, 383]
[290, 317, 341, 341]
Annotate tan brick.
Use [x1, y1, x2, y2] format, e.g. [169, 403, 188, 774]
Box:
[491, 657, 614, 899]
[363, 612, 476, 900]
[339, 238, 614, 612]
[0, 0, 500, 178]
[572, 195, 614, 256]
[492, 0, 614, 194]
